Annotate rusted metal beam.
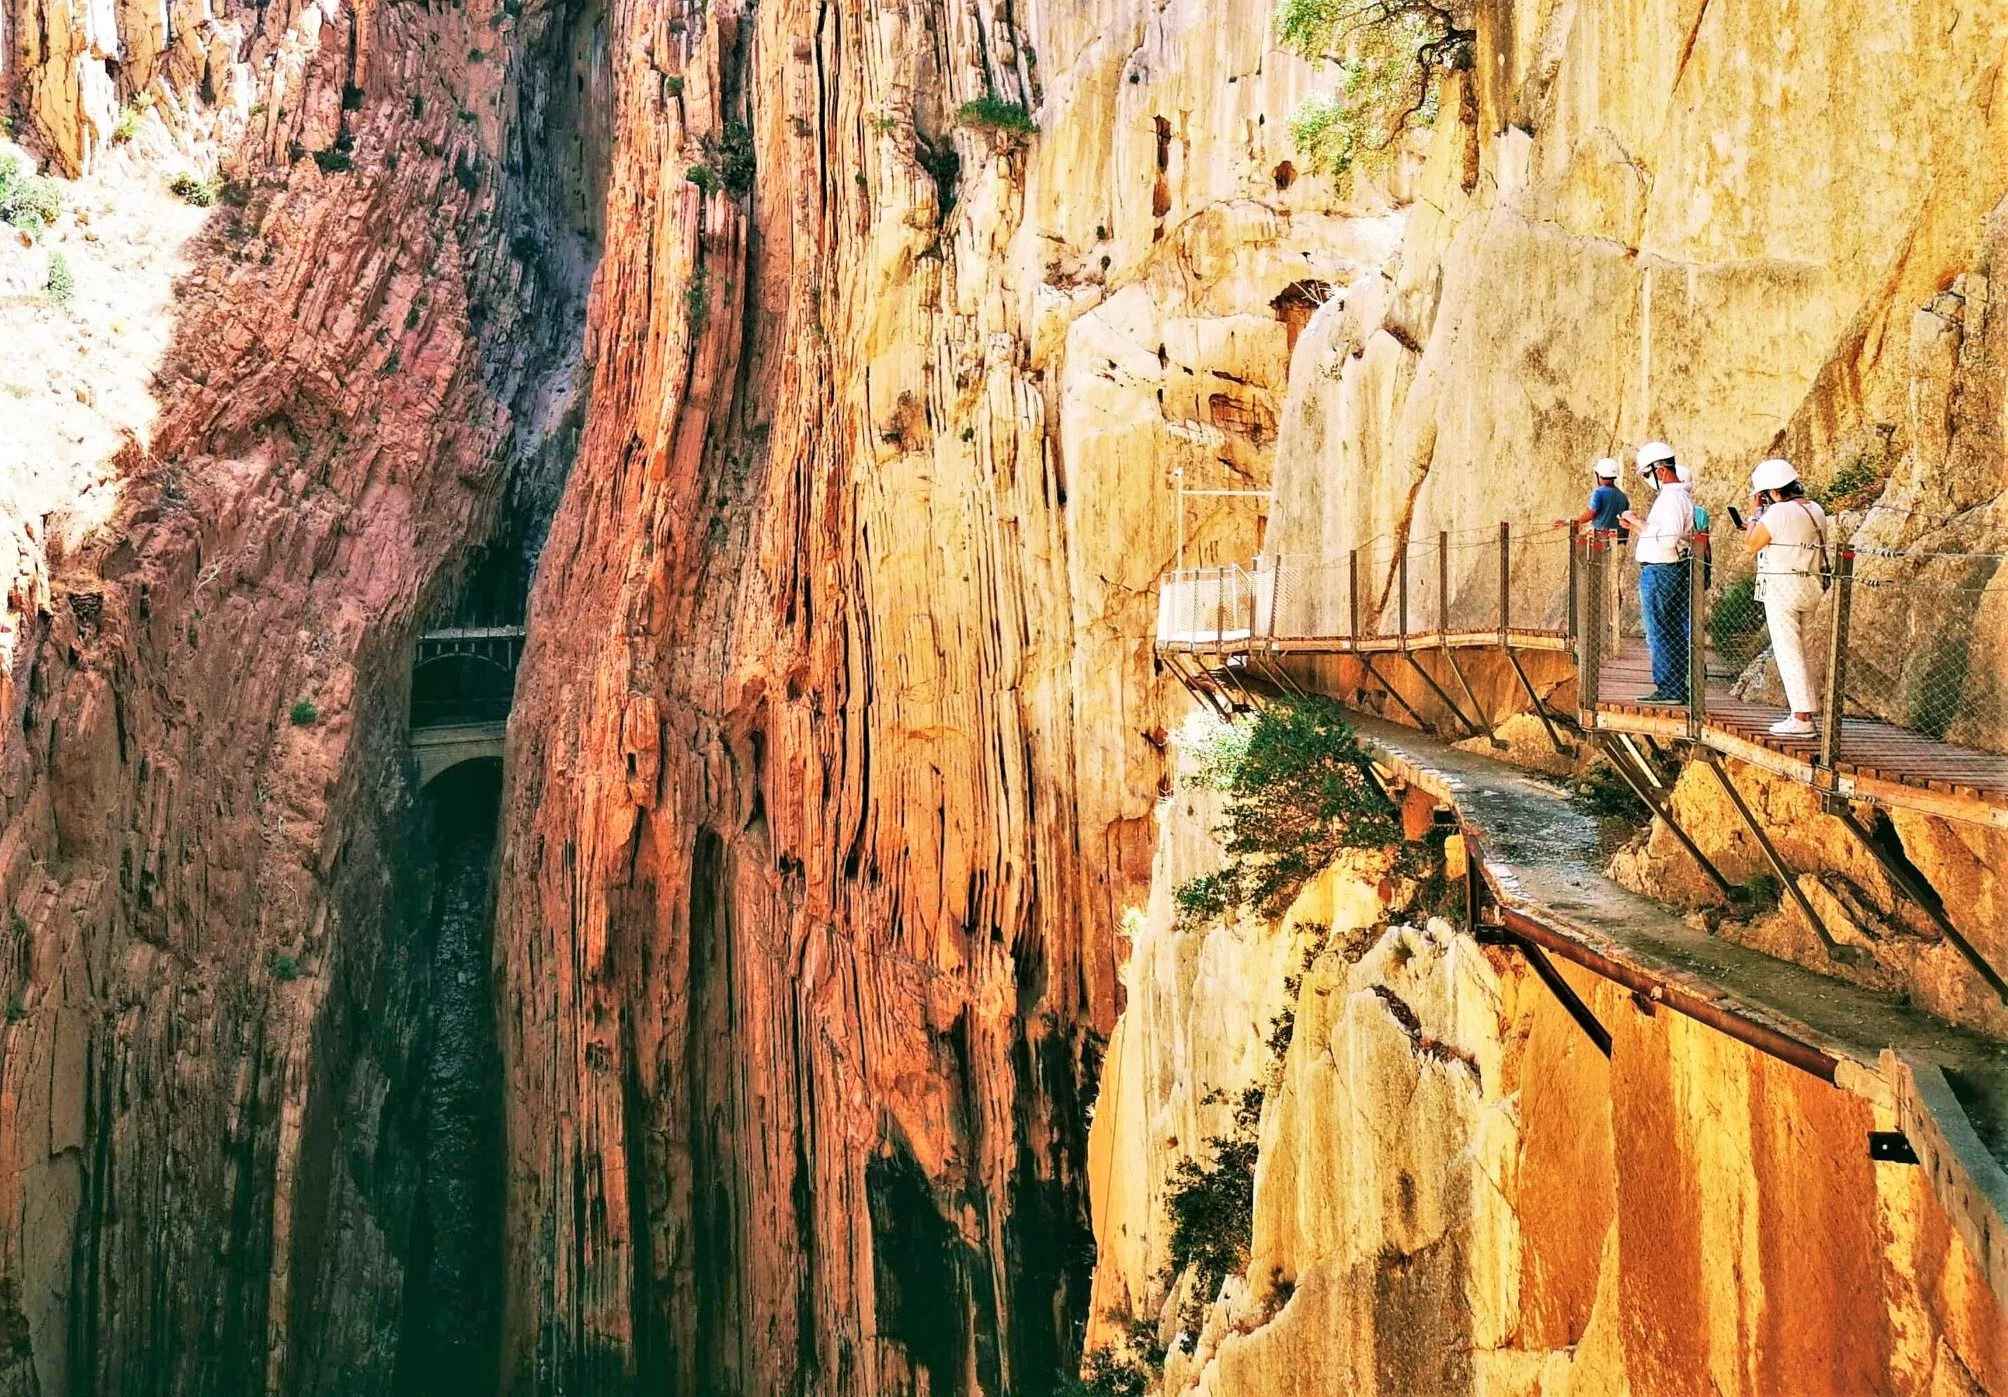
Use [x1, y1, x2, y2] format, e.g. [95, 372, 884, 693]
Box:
[1359, 654, 1436, 733]
[1504, 645, 1572, 756]
[1830, 803, 2008, 1004]
[1476, 919, 1614, 1058]
[1697, 750, 1861, 965]
[1497, 905, 1840, 1083]
[1593, 733, 1740, 901]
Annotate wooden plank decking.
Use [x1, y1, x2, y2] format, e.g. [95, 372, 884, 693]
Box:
[1591, 650, 2008, 826]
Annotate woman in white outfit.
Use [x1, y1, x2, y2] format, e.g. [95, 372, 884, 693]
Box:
[1741, 459, 1828, 737]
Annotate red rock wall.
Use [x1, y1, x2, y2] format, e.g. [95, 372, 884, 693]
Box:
[489, 0, 1106, 1385]
[0, 0, 603, 1384]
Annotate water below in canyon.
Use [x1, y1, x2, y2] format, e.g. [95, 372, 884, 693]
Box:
[394, 759, 506, 1395]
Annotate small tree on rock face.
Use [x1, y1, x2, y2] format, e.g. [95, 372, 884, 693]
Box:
[1274, 0, 1475, 184]
[1174, 696, 1399, 928]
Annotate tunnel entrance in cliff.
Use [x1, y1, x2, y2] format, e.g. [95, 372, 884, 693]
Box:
[393, 757, 506, 1395]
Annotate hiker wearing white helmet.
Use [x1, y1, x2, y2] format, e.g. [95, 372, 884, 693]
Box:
[1617, 442, 1695, 703]
[1554, 457, 1630, 537]
[1743, 458, 1829, 738]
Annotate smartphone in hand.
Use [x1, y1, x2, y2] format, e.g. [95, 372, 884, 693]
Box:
[1727, 505, 1746, 530]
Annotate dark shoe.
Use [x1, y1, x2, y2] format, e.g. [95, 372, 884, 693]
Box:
[1635, 690, 1683, 704]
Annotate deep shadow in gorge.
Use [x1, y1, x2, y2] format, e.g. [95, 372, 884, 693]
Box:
[286, 0, 615, 1379]
[393, 758, 506, 1395]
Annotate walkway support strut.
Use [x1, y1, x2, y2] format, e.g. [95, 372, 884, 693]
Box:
[1698, 750, 1860, 964]
[1594, 733, 1740, 901]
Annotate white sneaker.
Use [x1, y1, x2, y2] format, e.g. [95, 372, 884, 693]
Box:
[1769, 716, 1816, 737]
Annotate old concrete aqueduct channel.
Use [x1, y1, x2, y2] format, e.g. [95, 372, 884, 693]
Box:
[3, 0, 2008, 1392]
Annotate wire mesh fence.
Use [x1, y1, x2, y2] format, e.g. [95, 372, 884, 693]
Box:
[1162, 527, 1580, 649]
[1155, 515, 2006, 769]
[1155, 565, 1255, 648]
[1843, 550, 2008, 752]
[1576, 520, 2008, 763]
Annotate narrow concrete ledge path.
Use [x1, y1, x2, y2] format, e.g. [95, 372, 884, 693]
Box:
[1348, 714, 2008, 1309]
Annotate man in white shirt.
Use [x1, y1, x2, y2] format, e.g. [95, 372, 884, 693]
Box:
[1618, 441, 1694, 703]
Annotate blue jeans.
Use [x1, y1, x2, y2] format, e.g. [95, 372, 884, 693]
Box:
[1639, 561, 1690, 698]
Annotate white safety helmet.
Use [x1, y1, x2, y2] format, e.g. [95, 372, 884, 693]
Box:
[1593, 457, 1620, 479]
[1750, 458, 1797, 494]
[1636, 441, 1676, 482]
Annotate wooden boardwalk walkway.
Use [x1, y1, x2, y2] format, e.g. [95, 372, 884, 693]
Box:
[1160, 621, 2008, 831]
[1155, 531, 2008, 832]
[1591, 651, 2008, 829]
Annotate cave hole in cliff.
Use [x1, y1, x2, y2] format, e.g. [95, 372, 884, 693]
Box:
[1272, 280, 1329, 358]
[393, 757, 507, 1396]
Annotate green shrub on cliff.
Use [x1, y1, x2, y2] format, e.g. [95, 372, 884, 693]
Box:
[1057, 1346, 1152, 1397]
[272, 953, 300, 981]
[705, 120, 756, 196]
[1274, 0, 1473, 184]
[1172, 696, 1398, 928]
[955, 94, 1037, 136]
[0, 156, 62, 236]
[44, 252, 74, 306]
[1160, 1086, 1262, 1343]
[169, 171, 220, 206]
[290, 699, 318, 726]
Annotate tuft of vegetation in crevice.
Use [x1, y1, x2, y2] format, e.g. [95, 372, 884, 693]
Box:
[916, 138, 961, 219]
[169, 171, 220, 206]
[685, 264, 711, 334]
[1818, 455, 1883, 511]
[1159, 1086, 1262, 1345]
[43, 252, 74, 306]
[1056, 1342, 1153, 1397]
[112, 92, 155, 143]
[701, 120, 756, 196]
[956, 94, 1037, 136]
[1173, 697, 1400, 930]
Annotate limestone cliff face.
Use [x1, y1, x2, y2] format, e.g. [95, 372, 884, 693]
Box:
[1090, 777, 2005, 1397]
[485, 0, 1387, 1388]
[2, 0, 1369, 1384]
[1263, 0, 2008, 1032]
[1270, 0, 2008, 612]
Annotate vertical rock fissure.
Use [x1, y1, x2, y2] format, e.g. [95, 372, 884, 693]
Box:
[393, 760, 507, 1395]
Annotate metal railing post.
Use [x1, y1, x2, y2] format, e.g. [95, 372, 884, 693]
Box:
[1399, 542, 1411, 648]
[1348, 548, 1361, 644]
[1499, 521, 1511, 644]
[1565, 522, 1578, 640]
[1213, 567, 1226, 655]
[1438, 530, 1451, 641]
[1822, 545, 1854, 777]
[1688, 548, 1706, 741]
[1579, 534, 1603, 716]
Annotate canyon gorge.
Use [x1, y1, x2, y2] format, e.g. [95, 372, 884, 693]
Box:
[1, 0, 2006, 1392]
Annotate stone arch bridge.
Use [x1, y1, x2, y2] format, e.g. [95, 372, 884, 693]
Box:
[411, 625, 525, 785]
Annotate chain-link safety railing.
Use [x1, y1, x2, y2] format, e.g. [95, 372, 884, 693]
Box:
[1159, 523, 1578, 650]
[1159, 516, 2005, 765]
[1843, 546, 2008, 754]
[1575, 520, 2008, 761]
[1155, 564, 1256, 649]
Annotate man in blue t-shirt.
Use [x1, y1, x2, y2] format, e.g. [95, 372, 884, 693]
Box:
[1556, 457, 1630, 536]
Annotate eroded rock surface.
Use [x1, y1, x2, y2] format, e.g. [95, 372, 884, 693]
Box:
[1090, 775, 2007, 1397]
